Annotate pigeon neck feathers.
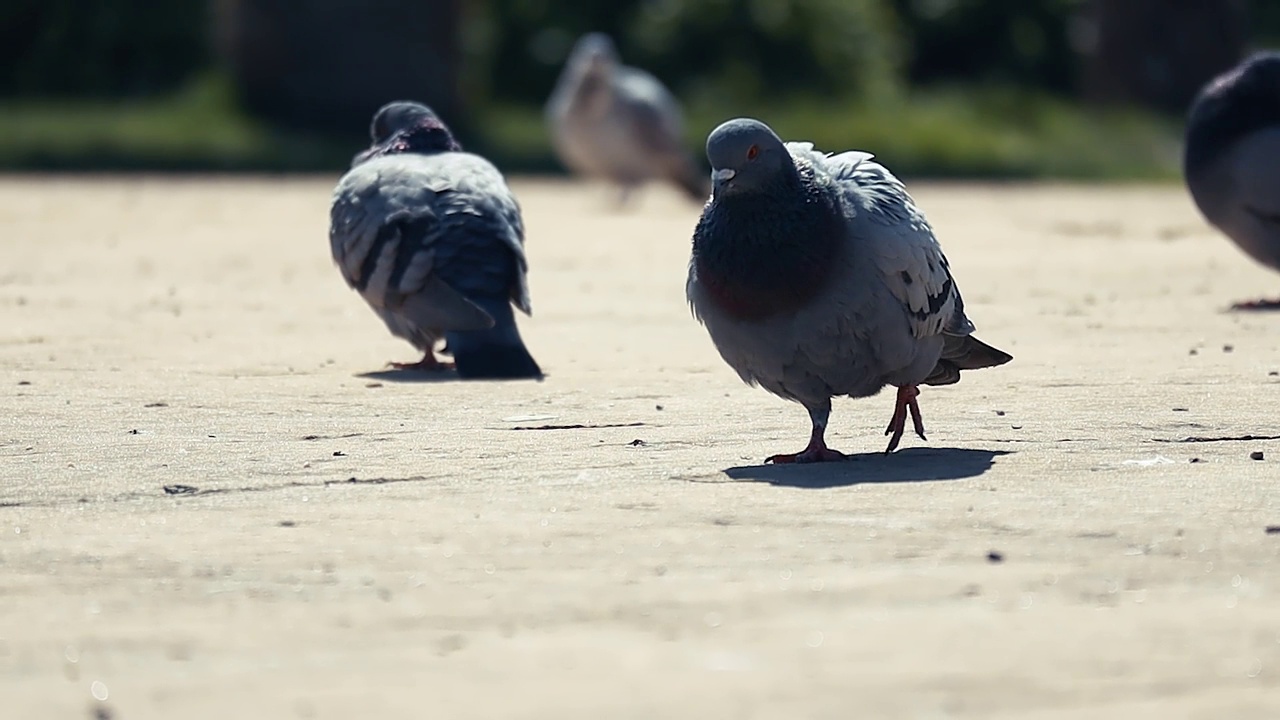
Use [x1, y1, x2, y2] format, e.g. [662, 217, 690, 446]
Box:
[1185, 53, 1280, 175]
[693, 163, 845, 321]
[355, 119, 462, 165]
[384, 120, 462, 155]
[568, 71, 613, 113]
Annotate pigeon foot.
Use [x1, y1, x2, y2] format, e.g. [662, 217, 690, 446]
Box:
[884, 385, 927, 454]
[766, 425, 846, 464]
[387, 354, 455, 372]
[1229, 297, 1280, 312]
[609, 184, 641, 211]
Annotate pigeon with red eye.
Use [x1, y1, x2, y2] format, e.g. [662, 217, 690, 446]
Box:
[687, 118, 1011, 461]
[546, 32, 709, 206]
[1184, 51, 1280, 310]
[330, 100, 542, 379]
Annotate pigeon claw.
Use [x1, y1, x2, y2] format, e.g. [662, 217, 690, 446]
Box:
[387, 354, 455, 372]
[766, 446, 847, 465]
[766, 425, 846, 464]
[883, 385, 927, 454]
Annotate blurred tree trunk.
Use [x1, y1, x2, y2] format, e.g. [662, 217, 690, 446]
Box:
[215, 0, 463, 135]
[1081, 0, 1247, 113]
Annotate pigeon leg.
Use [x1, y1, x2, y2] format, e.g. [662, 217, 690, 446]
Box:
[387, 352, 454, 372]
[1230, 297, 1280, 311]
[611, 183, 642, 211]
[766, 404, 846, 464]
[883, 385, 927, 454]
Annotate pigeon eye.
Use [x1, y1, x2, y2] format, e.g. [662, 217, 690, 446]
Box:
[746, 145, 759, 160]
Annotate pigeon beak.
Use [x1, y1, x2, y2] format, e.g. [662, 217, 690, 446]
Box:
[712, 168, 736, 185]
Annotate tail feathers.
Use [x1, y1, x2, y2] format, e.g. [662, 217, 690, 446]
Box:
[443, 297, 542, 380]
[923, 334, 1012, 386]
[945, 334, 1013, 370]
[395, 275, 494, 333]
[449, 337, 542, 380]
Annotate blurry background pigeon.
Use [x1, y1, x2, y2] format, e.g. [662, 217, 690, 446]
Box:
[1184, 51, 1280, 310]
[687, 118, 1011, 463]
[330, 100, 542, 379]
[546, 32, 710, 206]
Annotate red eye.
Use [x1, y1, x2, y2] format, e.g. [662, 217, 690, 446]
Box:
[746, 145, 759, 160]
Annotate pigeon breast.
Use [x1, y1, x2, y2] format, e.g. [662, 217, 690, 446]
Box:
[1184, 52, 1280, 270]
[1185, 52, 1280, 177]
[691, 164, 846, 322]
[688, 144, 979, 406]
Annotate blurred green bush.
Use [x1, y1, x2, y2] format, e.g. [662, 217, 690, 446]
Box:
[0, 0, 209, 97]
[0, 0, 1273, 176]
[473, 0, 903, 105]
[0, 0, 1101, 108]
[889, 0, 1081, 92]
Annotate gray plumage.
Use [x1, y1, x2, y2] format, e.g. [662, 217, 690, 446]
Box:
[546, 32, 710, 204]
[1184, 51, 1280, 308]
[330, 101, 541, 379]
[687, 118, 1011, 461]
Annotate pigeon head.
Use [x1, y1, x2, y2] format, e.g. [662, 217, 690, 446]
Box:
[369, 101, 442, 144]
[354, 100, 461, 165]
[568, 33, 618, 75]
[706, 118, 793, 196]
[383, 121, 462, 154]
[692, 119, 845, 323]
[1185, 52, 1280, 175]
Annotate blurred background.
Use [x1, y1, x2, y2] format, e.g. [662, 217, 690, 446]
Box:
[1, 0, 1276, 178]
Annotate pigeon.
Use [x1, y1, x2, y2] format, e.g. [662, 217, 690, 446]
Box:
[686, 118, 1012, 462]
[1184, 51, 1280, 310]
[546, 32, 710, 205]
[329, 100, 542, 379]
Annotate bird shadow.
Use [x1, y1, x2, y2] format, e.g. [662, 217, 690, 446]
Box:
[722, 447, 1011, 489]
[356, 368, 547, 384]
[1227, 298, 1280, 313]
[357, 368, 463, 384]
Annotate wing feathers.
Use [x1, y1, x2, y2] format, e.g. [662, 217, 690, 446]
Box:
[394, 274, 495, 332]
[806, 147, 964, 340]
[330, 154, 531, 334]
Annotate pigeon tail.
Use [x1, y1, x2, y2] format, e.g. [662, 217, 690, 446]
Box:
[923, 334, 1013, 386]
[444, 296, 542, 380]
[947, 334, 1013, 370]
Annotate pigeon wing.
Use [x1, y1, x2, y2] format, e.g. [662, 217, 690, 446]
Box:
[427, 154, 534, 316]
[809, 147, 969, 340]
[329, 156, 496, 332]
[808, 147, 1010, 383]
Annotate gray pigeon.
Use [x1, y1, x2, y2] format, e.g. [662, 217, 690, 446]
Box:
[330, 100, 542, 379]
[687, 118, 1012, 462]
[1184, 51, 1280, 310]
[546, 32, 710, 205]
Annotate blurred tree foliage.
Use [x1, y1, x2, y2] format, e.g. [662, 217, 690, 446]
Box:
[215, 0, 464, 134]
[0, 0, 209, 97]
[2, 0, 1278, 117]
[887, 0, 1082, 93]
[473, 0, 1274, 110]
[1252, 1, 1280, 44]
[1082, 0, 1246, 113]
[471, 0, 903, 106]
[5, 0, 1275, 174]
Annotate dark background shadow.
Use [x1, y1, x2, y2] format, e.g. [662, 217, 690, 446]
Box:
[722, 447, 1011, 489]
